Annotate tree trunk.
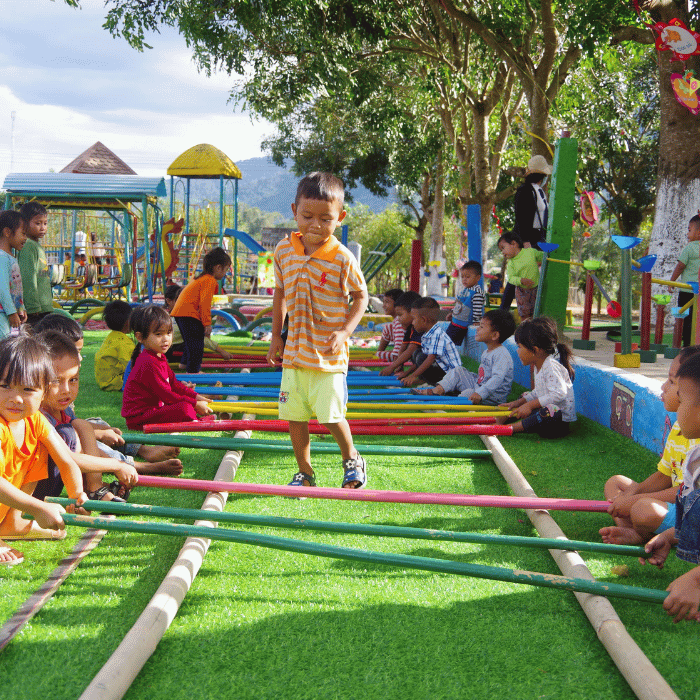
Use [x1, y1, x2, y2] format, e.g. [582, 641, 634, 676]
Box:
[648, 48, 700, 289]
[425, 151, 446, 296]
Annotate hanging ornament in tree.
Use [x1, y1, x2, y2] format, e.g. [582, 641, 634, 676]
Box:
[654, 18, 700, 61]
[580, 191, 600, 229]
[671, 70, 700, 115]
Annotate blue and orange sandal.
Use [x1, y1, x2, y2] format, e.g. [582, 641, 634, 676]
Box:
[341, 453, 367, 489]
[288, 471, 316, 487]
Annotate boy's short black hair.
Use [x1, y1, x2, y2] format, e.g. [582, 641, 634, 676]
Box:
[0, 332, 54, 390]
[383, 288, 403, 303]
[676, 352, 700, 400]
[690, 215, 700, 228]
[164, 284, 182, 303]
[413, 297, 440, 321]
[0, 210, 22, 234]
[395, 291, 421, 311]
[33, 313, 83, 342]
[461, 260, 482, 276]
[482, 309, 516, 344]
[37, 330, 81, 364]
[498, 231, 523, 248]
[295, 172, 345, 208]
[104, 300, 133, 332]
[19, 202, 47, 224]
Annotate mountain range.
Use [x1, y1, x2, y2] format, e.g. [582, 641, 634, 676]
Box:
[172, 157, 395, 216]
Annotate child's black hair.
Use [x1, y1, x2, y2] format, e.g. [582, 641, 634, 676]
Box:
[461, 260, 482, 276]
[38, 330, 81, 364]
[295, 172, 345, 208]
[130, 304, 173, 365]
[498, 231, 523, 249]
[164, 284, 183, 303]
[104, 300, 133, 332]
[19, 201, 47, 224]
[395, 291, 421, 311]
[514, 316, 575, 379]
[412, 297, 440, 321]
[525, 172, 546, 185]
[690, 215, 700, 228]
[0, 210, 22, 235]
[676, 352, 700, 403]
[482, 309, 516, 344]
[33, 313, 83, 342]
[383, 288, 403, 303]
[0, 332, 54, 390]
[199, 247, 232, 278]
[678, 345, 700, 365]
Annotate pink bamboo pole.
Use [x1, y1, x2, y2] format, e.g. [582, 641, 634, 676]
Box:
[143, 415, 497, 433]
[143, 419, 512, 436]
[137, 475, 610, 512]
[168, 360, 391, 370]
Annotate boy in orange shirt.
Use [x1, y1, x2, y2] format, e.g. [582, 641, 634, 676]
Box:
[171, 247, 231, 373]
[266, 173, 368, 489]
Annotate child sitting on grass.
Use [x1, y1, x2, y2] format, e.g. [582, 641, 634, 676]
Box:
[122, 304, 212, 430]
[34, 312, 183, 475]
[0, 334, 87, 566]
[399, 297, 462, 387]
[0, 209, 27, 338]
[499, 316, 575, 437]
[413, 309, 515, 405]
[375, 288, 404, 362]
[379, 291, 422, 377]
[95, 300, 134, 391]
[445, 261, 485, 346]
[164, 284, 233, 368]
[498, 232, 540, 322]
[33, 330, 138, 503]
[600, 346, 700, 546]
[641, 352, 700, 622]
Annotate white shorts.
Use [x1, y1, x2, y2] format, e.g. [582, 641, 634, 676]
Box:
[278, 367, 348, 423]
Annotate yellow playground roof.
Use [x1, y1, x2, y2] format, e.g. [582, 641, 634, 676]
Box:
[167, 144, 242, 179]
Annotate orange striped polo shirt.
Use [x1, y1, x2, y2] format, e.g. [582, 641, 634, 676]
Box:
[274, 232, 366, 372]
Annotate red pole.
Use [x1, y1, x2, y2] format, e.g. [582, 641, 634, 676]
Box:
[673, 317, 683, 349]
[409, 239, 422, 293]
[580, 272, 594, 341]
[654, 304, 666, 346]
[640, 272, 651, 351]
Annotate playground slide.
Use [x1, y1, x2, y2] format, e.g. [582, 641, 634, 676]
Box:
[224, 228, 266, 255]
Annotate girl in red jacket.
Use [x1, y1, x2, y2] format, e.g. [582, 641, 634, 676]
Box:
[121, 305, 212, 430]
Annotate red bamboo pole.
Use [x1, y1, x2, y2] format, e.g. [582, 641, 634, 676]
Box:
[143, 419, 512, 436]
[640, 271, 651, 351]
[654, 304, 666, 346]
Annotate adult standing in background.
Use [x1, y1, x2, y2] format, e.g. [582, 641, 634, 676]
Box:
[501, 155, 552, 314]
[74, 229, 87, 258]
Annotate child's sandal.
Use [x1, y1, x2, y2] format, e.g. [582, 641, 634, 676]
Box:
[288, 471, 316, 487]
[86, 485, 126, 504]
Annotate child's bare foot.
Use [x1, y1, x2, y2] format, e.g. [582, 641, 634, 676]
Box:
[411, 387, 434, 395]
[137, 445, 180, 462]
[0, 541, 24, 565]
[134, 458, 183, 476]
[599, 526, 645, 546]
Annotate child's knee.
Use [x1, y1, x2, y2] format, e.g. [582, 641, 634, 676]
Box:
[604, 475, 632, 499]
[630, 498, 668, 530]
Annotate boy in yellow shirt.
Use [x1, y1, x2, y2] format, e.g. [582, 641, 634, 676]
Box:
[95, 301, 135, 391]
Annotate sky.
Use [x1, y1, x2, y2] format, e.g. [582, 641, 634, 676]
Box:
[0, 0, 274, 183]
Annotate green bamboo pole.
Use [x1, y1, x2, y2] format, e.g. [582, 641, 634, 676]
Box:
[49, 498, 648, 558]
[53, 513, 667, 605]
[120, 432, 492, 459]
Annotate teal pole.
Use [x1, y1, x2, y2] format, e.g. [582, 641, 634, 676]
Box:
[119, 432, 492, 459]
[49, 497, 648, 558]
[53, 513, 668, 605]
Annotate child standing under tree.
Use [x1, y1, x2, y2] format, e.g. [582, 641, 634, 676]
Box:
[498, 232, 540, 322]
[266, 172, 369, 489]
[0, 210, 27, 337]
[670, 214, 700, 347]
[17, 202, 53, 327]
[445, 261, 484, 346]
[170, 247, 231, 373]
[499, 316, 575, 438]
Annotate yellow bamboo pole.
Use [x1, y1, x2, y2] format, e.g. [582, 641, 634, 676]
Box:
[210, 400, 509, 413]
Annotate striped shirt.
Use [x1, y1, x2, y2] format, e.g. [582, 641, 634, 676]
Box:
[420, 323, 462, 372]
[275, 232, 366, 372]
[377, 316, 405, 361]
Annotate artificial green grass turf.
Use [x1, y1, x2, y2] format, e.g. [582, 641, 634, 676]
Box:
[0, 330, 696, 700]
